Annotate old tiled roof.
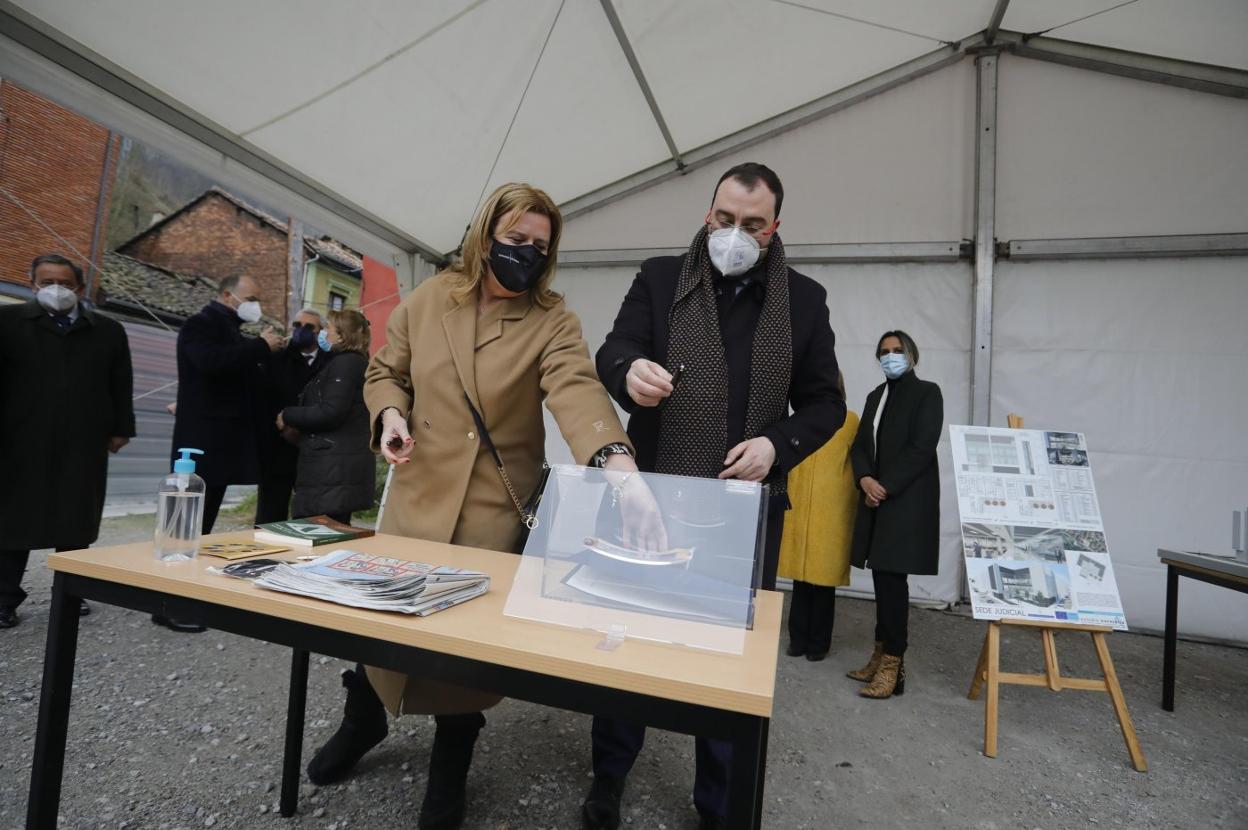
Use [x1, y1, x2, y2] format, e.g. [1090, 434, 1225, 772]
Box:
[100, 250, 219, 320]
[118, 186, 363, 274]
[99, 251, 283, 331]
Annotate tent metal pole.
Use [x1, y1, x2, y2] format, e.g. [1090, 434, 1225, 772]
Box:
[562, 34, 983, 219]
[561, 241, 966, 268]
[0, 3, 443, 261]
[984, 0, 1011, 44]
[1005, 233, 1248, 261]
[597, 0, 683, 169]
[997, 31, 1248, 99]
[971, 53, 998, 428]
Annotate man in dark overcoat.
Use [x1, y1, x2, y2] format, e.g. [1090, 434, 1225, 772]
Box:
[0, 254, 135, 628]
[255, 307, 327, 524]
[171, 273, 282, 532]
[584, 163, 846, 830]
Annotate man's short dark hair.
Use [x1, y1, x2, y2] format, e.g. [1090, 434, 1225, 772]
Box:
[713, 163, 784, 217]
[29, 254, 84, 286]
[219, 275, 242, 295]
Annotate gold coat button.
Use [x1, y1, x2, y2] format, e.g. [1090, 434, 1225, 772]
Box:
[468, 431, 476, 440]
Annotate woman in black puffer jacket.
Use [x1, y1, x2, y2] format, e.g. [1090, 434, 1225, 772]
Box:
[278, 309, 375, 523]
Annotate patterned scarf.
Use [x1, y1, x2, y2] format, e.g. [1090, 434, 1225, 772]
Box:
[656, 226, 793, 494]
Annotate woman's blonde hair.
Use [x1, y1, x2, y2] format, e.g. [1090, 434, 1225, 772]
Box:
[447, 182, 563, 309]
[328, 309, 370, 356]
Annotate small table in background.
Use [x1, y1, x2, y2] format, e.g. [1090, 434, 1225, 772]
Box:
[1156, 548, 1248, 712]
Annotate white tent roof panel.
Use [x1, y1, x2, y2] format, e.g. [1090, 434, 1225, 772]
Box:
[611, 0, 964, 152]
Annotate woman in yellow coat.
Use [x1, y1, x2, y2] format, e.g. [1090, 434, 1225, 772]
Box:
[307, 183, 658, 830]
[778, 373, 859, 662]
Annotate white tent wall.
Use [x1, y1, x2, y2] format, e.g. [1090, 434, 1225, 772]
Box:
[995, 56, 1248, 238]
[990, 55, 1248, 642]
[992, 257, 1248, 643]
[562, 60, 976, 248]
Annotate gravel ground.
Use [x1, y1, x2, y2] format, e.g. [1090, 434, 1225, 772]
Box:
[1, 510, 1245, 829]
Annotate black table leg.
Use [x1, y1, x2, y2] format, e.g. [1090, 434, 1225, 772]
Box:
[726, 716, 769, 829]
[27, 572, 82, 830]
[280, 648, 309, 817]
[1162, 564, 1178, 712]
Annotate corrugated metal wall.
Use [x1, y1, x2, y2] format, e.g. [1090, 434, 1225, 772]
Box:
[105, 315, 177, 505]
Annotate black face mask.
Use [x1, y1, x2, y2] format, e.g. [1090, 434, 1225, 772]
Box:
[489, 239, 548, 293]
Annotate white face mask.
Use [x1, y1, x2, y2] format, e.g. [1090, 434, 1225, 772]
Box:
[236, 300, 263, 323]
[36, 284, 79, 313]
[707, 225, 760, 277]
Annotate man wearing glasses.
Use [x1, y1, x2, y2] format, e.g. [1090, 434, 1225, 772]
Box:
[256, 308, 327, 524]
[584, 163, 846, 829]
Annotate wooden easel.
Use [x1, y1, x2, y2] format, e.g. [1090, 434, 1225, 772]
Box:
[965, 414, 1147, 772]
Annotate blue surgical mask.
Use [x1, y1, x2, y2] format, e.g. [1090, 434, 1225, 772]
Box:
[880, 353, 910, 379]
[317, 329, 333, 352]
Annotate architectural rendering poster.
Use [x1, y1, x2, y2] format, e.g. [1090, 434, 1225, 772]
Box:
[950, 426, 1127, 630]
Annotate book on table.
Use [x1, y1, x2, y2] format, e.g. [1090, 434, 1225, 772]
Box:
[253, 549, 490, 616]
[254, 516, 376, 547]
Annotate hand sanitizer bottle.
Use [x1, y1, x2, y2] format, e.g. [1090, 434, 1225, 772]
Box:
[155, 448, 206, 562]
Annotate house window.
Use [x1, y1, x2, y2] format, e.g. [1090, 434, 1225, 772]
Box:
[328, 291, 346, 311]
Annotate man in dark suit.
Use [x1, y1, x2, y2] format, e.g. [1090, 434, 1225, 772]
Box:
[583, 163, 846, 830]
[160, 274, 281, 632]
[255, 308, 327, 524]
[0, 254, 135, 628]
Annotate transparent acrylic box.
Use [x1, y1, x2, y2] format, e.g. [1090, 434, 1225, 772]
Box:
[504, 465, 768, 654]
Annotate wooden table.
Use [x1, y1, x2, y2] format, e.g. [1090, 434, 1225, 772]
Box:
[27, 533, 781, 829]
[1157, 549, 1248, 712]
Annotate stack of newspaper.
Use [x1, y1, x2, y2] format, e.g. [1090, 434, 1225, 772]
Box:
[255, 549, 489, 616]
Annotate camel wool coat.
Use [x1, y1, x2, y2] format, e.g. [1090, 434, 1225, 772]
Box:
[362, 273, 631, 715]
[776, 412, 859, 588]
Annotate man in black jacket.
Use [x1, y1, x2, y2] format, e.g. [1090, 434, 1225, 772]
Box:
[160, 275, 281, 632]
[0, 254, 135, 628]
[255, 308, 327, 524]
[583, 163, 845, 830]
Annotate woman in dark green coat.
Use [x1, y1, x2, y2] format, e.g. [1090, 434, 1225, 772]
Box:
[847, 330, 943, 699]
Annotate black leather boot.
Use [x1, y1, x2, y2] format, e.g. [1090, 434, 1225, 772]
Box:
[418, 711, 486, 830]
[581, 775, 626, 830]
[306, 664, 389, 785]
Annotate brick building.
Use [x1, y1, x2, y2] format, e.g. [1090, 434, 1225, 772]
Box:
[0, 79, 120, 297]
[117, 187, 361, 327]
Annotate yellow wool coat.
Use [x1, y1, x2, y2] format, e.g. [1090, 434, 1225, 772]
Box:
[362, 273, 631, 715]
[777, 412, 860, 588]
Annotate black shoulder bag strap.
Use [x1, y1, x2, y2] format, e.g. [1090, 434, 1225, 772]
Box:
[464, 393, 550, 531]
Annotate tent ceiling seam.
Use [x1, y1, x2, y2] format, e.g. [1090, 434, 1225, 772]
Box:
[771, 0, 953, 46]
[598, 0, 683, 168]
[468, 0, 566, 224]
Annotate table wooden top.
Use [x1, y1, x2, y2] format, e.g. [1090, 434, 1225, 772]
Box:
[48, 532, 781, 717]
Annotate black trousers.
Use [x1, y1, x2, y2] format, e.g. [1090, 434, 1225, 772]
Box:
[872, 569, 910, 657]
[589, 504, 784, 818]
[254, 475, 294, 525]
[788, 581, 837, 655]
[1, 547, 81, 609]
[202, 485, 229, 534]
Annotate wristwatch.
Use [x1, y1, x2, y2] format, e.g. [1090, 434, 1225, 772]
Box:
[592, 442, 633, 468]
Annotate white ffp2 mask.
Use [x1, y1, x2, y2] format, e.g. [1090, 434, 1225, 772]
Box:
[707, 226, 760, 277]
[236, 300, 262, 323]
[36, 284, 79, 313]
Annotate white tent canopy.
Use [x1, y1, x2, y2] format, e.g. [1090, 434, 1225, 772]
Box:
[2, 0, 1246, 641]
[4, 0, 1245, 257]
